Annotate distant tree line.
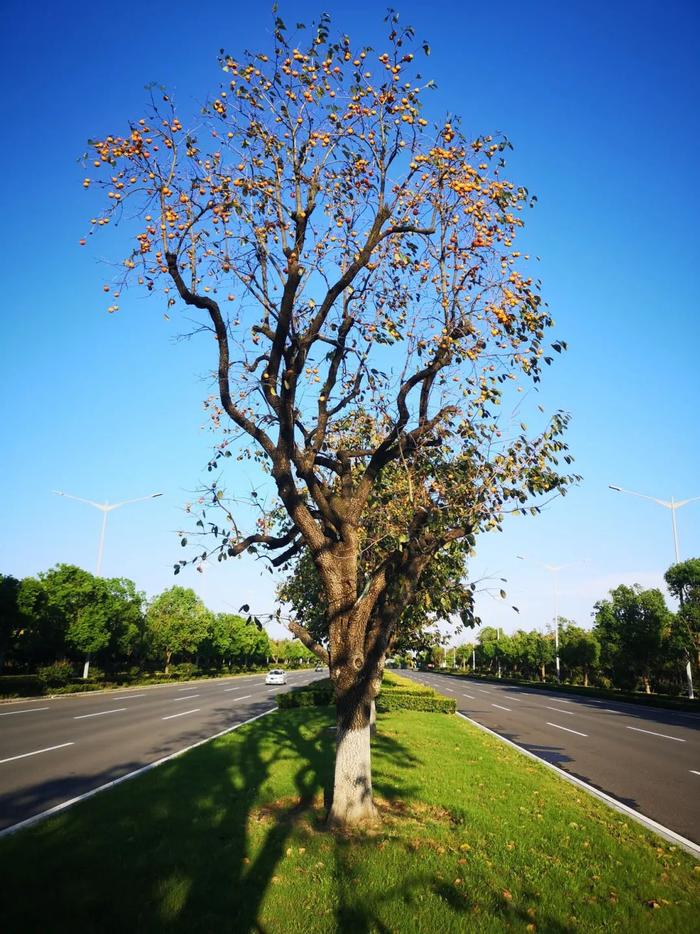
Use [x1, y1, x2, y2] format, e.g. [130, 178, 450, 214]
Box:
[0, 564, 315, 680]
[415, 560, 700, 697]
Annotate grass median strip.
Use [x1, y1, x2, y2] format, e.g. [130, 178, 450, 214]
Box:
[1, 707, 698, 932]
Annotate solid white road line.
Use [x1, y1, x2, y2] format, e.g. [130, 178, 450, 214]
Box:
[172, 694, 199, 701]
[236, 695, 252, 701]
[462, 693, 475, 699]
[626, 726, 685, 743]
[546, 721, 587, 737]
[547, 698, 572, 704]
[444, 687, 455, 692]
[545, 705, 575, 716]
[455, 713, 700, 859]
[0, 742, 75, 765]
[691, 770, 700, 777]
[74, 708, 127, 720]
[492, 703, 511, 712]
[0, 708, 277, 839]
[0, 707, 50, 716]
[162, 708, 200, 720]
[223, 687, 241, 692]
[477, 689, 492, 695]
[178, 687, 197, 691]
[115, 694, 146, 700]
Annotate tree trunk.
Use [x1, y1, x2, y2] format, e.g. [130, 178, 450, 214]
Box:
[369, 698, 377, 737]
[642, 674, 651, 694]
[328, 714, 377, 827]
[165, 649, 172, 675]
[540, 662, 545, 681]
[82, 654, 91, 680]
[583, 668, 589, 688]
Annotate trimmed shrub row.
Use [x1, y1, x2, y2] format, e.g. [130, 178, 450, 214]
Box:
[276, 675, 455, 713]
[376, 692, 456, 713]
[277, 689, 334, 708]
[0, 675, 45, 697]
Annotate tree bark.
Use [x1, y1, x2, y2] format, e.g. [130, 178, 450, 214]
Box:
[328, 715, 378, 827]
[642, 674, 651, 694]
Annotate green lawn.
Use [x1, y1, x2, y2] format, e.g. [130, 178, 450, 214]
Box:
[1, 708, 698, 932]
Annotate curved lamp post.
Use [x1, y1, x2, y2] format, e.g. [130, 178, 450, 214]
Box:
[609, 484, 699, 699]
[52, 490, 163, 677]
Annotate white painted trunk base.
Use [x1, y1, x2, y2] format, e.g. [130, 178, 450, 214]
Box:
[328, 722, 378, 826]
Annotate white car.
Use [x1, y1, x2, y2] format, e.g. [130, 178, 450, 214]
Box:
[265, 669, 287, 685]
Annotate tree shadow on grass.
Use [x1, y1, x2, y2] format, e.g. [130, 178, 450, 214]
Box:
[0, 707, 417, 934]
[332, 831, 577, 934]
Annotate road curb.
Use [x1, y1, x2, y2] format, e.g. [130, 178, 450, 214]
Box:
[455, 711, 700, 859]
[0, 707, 278, 839]
[0, 671, 280, 706]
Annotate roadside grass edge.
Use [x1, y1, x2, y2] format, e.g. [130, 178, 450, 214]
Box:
[456, 711, 700, 859]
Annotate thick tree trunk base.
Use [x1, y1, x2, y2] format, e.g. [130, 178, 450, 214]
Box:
[327, 722, 378, 828]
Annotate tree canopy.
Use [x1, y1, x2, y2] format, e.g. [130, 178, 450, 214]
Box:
[83, 12, 578, 826]
[146, 586, 213, 671]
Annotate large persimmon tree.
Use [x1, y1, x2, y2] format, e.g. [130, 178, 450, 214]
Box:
[83, 12, 577, 826]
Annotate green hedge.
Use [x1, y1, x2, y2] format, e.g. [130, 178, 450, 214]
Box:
[0, 675, 45, 698]
[277, 689, 334, 708]
[277, 675, 455, 713]
[381, 673, 433, 695]
[377, 693, 455, 713]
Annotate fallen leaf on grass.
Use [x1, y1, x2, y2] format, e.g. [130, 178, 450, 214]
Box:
[502, 889, 513, 901]
[645, 900, 660, 909]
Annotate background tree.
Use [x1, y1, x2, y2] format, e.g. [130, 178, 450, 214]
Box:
[84, 13, 576, 826]
[665, 559, 700, 672]
[146, 586, 212, 673]
[37, 565, 145, 678]
[40, 565, 110, 678]
[201, 612, 270, 669]
[454, 642, 474, 670]
[593, 585, 673, 693]
[0, 575, 21, 670]
[558, 622, 600, 686]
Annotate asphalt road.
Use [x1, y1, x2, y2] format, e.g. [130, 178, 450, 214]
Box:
[403, 670, 700, 845]
[0, 670, 323, 832]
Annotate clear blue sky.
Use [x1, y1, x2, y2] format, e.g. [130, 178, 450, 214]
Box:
[1, 0, 698, 641]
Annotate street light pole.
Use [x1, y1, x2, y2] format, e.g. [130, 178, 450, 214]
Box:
[609, 485, 699, 699]
[53, 490, 163, 677]
[517, 556, 585, 684]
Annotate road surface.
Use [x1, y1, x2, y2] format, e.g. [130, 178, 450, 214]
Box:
[0, 670, 322, 832]
[404, 670, 700, 844]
